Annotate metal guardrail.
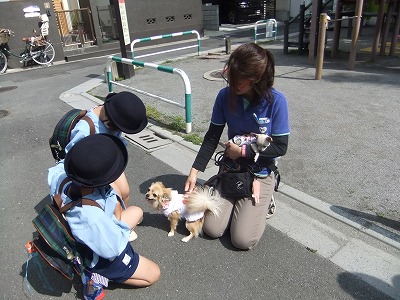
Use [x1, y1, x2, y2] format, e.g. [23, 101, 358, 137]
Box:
[130, 30, 201, 59]
[254, 19, 277, 44]
[105, 56, 192, 133]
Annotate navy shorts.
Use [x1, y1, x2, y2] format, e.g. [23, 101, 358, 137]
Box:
[89, 243, 139, 283]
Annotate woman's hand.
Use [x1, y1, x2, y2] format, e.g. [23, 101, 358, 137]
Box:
[185, 168, 199, 193]
[225, 141, 241, 160]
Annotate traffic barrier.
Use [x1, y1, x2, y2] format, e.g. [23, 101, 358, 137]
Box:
[254, 19, 277, 44]
[106, 56, 192, 133]
[130, 30, 201, 59]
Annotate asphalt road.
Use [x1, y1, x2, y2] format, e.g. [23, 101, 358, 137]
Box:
[0, 28, 399, 299]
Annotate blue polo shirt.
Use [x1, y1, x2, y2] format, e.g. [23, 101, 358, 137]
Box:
[211, 87, 290, 139]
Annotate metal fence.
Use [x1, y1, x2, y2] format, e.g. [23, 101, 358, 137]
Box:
[130, 30, 201, 59]
[106, 56, 193, 133]
[254, 19, 277, 43]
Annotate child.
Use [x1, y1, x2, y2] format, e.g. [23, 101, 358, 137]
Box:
[65, 91, 147, 241]
[48, 134, 160, 299]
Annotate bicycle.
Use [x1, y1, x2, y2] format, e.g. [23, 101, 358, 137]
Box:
[0, 27, 55, 74]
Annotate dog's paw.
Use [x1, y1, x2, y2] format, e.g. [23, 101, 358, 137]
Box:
[181, 236, 191, 242]
[168, 232, 175, 237]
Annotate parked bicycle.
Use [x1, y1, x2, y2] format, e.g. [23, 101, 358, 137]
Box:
[0, 27, 55, 74]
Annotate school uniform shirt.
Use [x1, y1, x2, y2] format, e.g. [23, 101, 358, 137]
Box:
[211, 87, 290, 140]
[47, 162, 131, 268]
[65, 107, 126, 154]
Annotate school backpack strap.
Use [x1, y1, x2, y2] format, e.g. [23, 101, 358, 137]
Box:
[81, 115, 95, 135]
[52, 178, 101, 212]
[49, 109, 95, 161]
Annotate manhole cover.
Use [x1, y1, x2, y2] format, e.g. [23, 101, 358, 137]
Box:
[0, 110, 10, 119]
[0, 86, 17, 93]
[203, 69, 224, 81]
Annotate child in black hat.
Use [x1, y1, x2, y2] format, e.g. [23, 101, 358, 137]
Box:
[48, 134, 160, 299]
[64, 91, 148, 241]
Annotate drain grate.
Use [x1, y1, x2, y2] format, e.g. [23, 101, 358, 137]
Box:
[124, 129, 172, 151]
[0, 110, 10, 119]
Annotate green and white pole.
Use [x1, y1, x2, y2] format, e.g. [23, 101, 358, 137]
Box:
[106, 56, 192, 133]
[106, 56, 113, 93]
[254, 19, 277, 44]
[130, 30, 201, 59]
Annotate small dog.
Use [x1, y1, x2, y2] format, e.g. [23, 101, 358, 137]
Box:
[229, 133, 273, 162]
[145, 181, 221, 242]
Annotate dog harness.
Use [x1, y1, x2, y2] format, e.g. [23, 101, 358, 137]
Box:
[161, 190, 204, 222]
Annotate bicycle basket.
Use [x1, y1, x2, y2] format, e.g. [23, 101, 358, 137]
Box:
[0, 29, 11, 45]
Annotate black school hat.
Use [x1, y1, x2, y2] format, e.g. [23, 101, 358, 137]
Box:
[104, 91, 148, 134]
[64, 134, 128, 188]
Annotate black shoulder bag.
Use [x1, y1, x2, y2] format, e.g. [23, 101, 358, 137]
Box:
[204, 151, 254, 199]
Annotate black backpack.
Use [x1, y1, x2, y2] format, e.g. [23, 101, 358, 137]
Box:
[31, 178, 102, 280]
[49, 109, 95, 161]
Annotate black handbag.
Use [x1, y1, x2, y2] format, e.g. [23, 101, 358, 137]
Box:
[219, 171, 253, 198]
[204, 171, 254, 199]
[204, 151, 254, 199]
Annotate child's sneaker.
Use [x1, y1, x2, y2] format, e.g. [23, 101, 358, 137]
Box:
[82, 272, 105, 300]
[128, 230, 138, 242]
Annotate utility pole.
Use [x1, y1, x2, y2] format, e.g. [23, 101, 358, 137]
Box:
[112, 0, 134, 79]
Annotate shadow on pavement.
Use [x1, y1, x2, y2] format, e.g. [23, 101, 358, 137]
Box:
[331, 205, 400, 242]
[337, 271, 399, 300]
[139, 173, 187, 195]
[20, 253, 81, 298]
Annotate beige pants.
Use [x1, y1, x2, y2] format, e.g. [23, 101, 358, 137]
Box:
[203, 174, 275, 250]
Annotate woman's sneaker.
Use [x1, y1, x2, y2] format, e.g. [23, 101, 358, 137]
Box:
[266, 195, 276, 219]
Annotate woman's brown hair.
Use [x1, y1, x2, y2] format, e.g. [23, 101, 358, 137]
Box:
[226, 43, 275, 109]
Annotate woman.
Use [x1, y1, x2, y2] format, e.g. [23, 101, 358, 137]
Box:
[185, 43, 290, 250]
[48, 134, 160, 299]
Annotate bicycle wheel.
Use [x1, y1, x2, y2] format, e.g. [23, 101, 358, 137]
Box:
[30, 42, 55, 65]
[0, 51, 8, 74]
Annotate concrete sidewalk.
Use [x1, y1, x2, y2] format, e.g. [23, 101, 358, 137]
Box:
[60, 37, 400, 298]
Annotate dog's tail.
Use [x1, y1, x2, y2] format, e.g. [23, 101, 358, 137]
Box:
[185, 186, 222, 217]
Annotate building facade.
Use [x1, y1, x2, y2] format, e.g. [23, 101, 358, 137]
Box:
[1, 0, 204, 68]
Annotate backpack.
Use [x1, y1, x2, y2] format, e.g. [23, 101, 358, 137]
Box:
[49, 109, 95, 161]
[30, 178, 102, 280]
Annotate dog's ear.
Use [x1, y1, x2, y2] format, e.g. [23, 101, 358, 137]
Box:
[155, 181, 166, 188]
